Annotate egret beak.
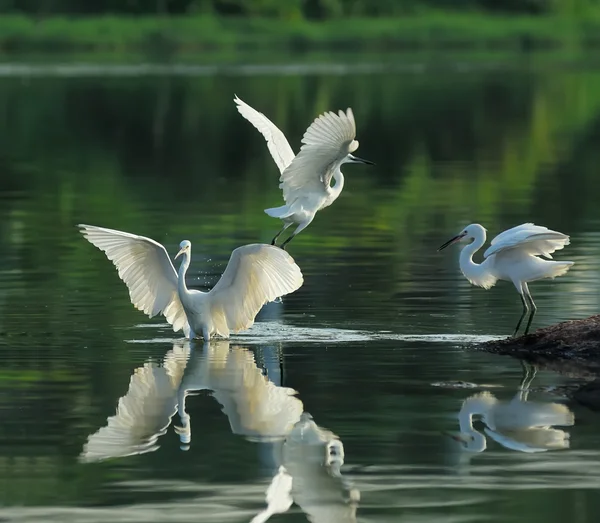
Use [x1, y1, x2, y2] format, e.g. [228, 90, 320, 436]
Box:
[349, 154, 375, 166]
[175, 247, 186, 259]
[443, 431, 471, 443]
[438, 232, 467, 252]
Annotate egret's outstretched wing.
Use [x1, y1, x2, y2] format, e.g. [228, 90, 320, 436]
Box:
[80, 344, 190, 462]
[207, 244, 303, 337]
[78, 224, 190, 336]
[490, 223, 550, 245]
[279, 108, 357, 204]
[484, 223, 570, 259]
[234, 95, 295, 173]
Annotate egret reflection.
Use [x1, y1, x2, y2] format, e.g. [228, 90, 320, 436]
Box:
[81, 340, 304, 461]
[175, 340, 303, 450]
[80, 344, 190, 463]
[252, 413, 359, 523]
[452, 364, 575, 453]
[81, 340, 359, 522]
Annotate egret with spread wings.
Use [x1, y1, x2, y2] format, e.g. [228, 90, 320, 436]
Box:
[79, 224, 304, 340]
[235, 96, 374, 249]
[438, 223, 574, 336]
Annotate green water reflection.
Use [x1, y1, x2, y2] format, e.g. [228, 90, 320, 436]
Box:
[1, 57, 600, 522]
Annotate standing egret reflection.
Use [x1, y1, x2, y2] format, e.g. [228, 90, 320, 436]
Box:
[235, 96, 374, 249]
[452, 364, 575, 454]
[79, 225, 303, 340]
[438, 223, 574, 336]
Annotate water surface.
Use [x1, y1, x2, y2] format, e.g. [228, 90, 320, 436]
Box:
[1, 55, 600, 522]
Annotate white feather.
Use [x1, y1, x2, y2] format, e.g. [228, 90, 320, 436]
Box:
[207, 244, 303, 338]
[78, 224, 190, 337]
[279, 108, 357, 204]
[234, 95, 295, 173]
[484, 223, 570, 259]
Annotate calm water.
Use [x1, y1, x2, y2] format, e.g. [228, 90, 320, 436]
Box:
[1, 55, 600, 522]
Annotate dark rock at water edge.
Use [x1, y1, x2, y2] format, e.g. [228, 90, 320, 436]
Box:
[478, 314, 600, 376]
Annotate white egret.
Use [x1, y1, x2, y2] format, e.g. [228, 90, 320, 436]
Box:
[78, 224, 303, 340]
[438, 223, 574, 336]
[234, 96, 374, 249]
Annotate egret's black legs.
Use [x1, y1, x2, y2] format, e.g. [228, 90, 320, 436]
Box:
[517, 360, 537, 401]
[523, 284, 537, 335]
[280, 234, 295, 250]
[271, 223, 292, 246]
[513, 293, 529, 337]
[271, 227, 286, 246]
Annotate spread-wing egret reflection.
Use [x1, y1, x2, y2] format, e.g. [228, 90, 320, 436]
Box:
[235, 96, 374, 249]
[80, 344, 190, 463]
[438, 223, 574, 336]
[175, 340, 303, 447]
[79, 224, 303, 339]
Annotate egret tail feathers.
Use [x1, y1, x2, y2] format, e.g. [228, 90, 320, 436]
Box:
[547, 261, 574, 279]
[265, 205, 294, 219]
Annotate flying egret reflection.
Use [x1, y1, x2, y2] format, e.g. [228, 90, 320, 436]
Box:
[451, 363, 575, 454]
[438, 223, 574, 336]
[235, 96, 374, 249]
[252, 413, 359, 523]
[79, 224, 303, 340]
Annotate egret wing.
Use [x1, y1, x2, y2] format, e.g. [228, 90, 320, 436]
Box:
[490, 223, 552, 245]
[279, 108, 357, 204]
[235, 95, 295, 173]
[207, 244, 303, 337]
[79, 224, 190, 336]
[484, 223, 570, 259]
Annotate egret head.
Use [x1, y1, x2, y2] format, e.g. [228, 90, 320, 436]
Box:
[438, 224, 486, 251]
[346, 153, 375, 166]
[447, 431, 487, 452]
[175, 240, 191, 259]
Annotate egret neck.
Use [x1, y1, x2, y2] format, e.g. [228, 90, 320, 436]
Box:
[458, 226, 495, 289]
[326, 167, 345, 206]
[176, 249, 192, 299]
[458, 397, 489, 452]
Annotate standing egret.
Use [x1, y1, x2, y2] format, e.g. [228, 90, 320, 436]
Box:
[79, 224, 303, 340]
[234, 96, 374, 249]
[438, 223, 574, 336]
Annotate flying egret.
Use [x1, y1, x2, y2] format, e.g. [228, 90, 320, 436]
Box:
[451, 364, 575, 454]
[234, 96, 374, 249]
[78, 224, 304, 340]
[438, 223, 574, 336]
